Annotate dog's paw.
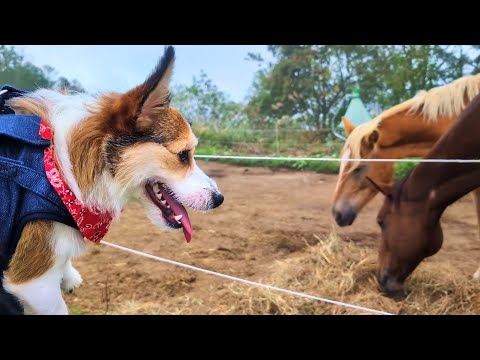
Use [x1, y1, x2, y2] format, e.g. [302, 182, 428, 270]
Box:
[474, 267, 480, 280]
[61, 266, 83, 293]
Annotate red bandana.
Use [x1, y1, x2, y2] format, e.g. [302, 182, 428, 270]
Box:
[39, 119, 113, 243]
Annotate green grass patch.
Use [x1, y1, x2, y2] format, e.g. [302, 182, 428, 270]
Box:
[197, 146, 420, 178]
[393, 160, 419, 180]
[195, 126, 420, 178]
[199, 155, 341, 173]
[196, 143, 340, 174]
[69, 305, 85, 315]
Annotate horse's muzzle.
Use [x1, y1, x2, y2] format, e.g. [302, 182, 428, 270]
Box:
[378, 271, 406, 299]
[332, 202, 357, 226]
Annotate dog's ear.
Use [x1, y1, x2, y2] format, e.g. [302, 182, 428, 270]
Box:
[135, 46, 175, 131]
[109, 46, 175, 134]
[138, 46, 175, 116]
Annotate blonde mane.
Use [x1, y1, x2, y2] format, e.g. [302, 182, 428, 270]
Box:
[409, 73, 480, 121]
[342, 74, 480, 162]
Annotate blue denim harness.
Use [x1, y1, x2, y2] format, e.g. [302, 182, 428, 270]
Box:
[0, 88, 77, 260]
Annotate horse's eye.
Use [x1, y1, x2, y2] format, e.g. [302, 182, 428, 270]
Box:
[353, 166, 365, 176]
[377, 217, 384, 228]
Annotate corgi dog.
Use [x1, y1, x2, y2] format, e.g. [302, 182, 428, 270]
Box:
[0, 46, 224, 315]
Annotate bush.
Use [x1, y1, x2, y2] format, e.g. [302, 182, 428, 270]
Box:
[394, 160, 418, 180]
[195, 125, 420, 178]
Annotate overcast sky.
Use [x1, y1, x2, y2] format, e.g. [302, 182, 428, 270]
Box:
[13, 45, 274, 103]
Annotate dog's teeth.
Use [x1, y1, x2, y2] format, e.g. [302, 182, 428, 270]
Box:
[166, 204, 170, 208]
[161, 200, 167, 206]
[174, 214, 183, 221]
[153, 183, 160, 193]
[177, 221, 182, 225]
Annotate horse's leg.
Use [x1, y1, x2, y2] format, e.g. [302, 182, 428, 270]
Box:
[472, 188, 480, 279]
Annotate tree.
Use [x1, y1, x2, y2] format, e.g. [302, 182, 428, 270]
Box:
[467, 45, 480, 75]
[55, 77, 85, 93]
[369, 45, 472, 108]
[0, 46, 85, 92]
[246, 45, 480, 131]
[0, 45, 54, 90]
[172, 71, 247, 129]
[246, 45, 388, 130]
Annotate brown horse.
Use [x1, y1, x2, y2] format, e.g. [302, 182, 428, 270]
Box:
[332, 73, 480, 229]
[376, 93, 480, 295]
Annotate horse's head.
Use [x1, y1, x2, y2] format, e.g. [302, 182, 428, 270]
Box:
[376, 178, 443, 297]
[332, 117, 394, 226]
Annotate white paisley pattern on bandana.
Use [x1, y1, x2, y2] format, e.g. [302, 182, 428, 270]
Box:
[39, 119, 113, 243]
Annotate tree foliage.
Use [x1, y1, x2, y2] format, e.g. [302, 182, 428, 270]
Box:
[246, 45, 480, 131]
[5, 45, 480, 134]
[171, 71, 247, 129]
[0, 46, 84, 92]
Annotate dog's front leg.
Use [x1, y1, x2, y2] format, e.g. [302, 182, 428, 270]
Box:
[4, 267, 68, 315]
[2, 220, 69, 315]
[61, 259, 83, 293]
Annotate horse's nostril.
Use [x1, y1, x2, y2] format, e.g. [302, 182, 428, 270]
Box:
[333, 207, 356, 227]
[332, 203, 357, 226]
[335, 211, 343, 223]
[378, 271, 405, 298]
[379, 271, 389, 288]
[211, 192, 224, 208]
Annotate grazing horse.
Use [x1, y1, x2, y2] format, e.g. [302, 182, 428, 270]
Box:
[376, 93, 480, 295]
[331, 74, 480, 279]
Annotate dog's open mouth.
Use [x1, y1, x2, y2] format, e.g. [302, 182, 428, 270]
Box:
[145, 182, 193, 243]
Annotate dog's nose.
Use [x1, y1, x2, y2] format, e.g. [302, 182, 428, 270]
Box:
[211, 192, 224, 208]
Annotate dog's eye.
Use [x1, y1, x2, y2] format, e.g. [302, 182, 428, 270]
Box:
[178, 150, 190, 164]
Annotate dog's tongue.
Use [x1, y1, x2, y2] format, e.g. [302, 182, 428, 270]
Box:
[160, 188, 192, 243]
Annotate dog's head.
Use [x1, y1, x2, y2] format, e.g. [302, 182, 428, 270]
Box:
[96, 46, 223, 242]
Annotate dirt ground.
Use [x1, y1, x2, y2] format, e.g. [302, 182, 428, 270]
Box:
[65, 160, 480, 315]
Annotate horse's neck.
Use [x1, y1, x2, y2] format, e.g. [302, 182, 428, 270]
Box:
[429, 168, 480, 213]
[376, 111, 454, 151]
[406, 96, 480, 205]
[375, 142, 434, 159]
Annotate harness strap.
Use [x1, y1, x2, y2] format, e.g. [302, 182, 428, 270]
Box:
[366, 176, 388, 196]
[0, 85, 28, 115]
[0, 87, 47, 146]
[0, 114, 50, 146]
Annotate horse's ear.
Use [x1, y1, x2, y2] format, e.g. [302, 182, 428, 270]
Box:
[368, 130, 379, 146]
[342, 117, 356, 135]
[362, 130, 379, 149]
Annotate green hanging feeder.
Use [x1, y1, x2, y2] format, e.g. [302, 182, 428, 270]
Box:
[341, 88, 371, 128]
[332, 88, 372, 140]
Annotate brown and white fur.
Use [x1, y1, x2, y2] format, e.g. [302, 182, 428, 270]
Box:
[2, 46, 224, 314]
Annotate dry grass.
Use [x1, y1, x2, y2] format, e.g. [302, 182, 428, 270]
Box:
[212, 233, 480, 315]
[75, 232, 480, 315]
